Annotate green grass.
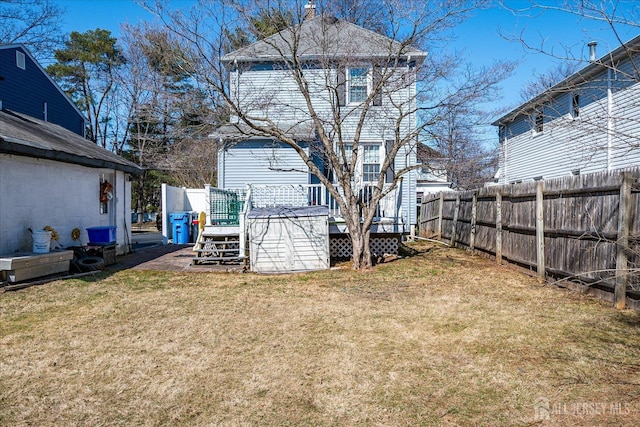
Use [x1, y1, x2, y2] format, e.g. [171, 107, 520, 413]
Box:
[1, 242, 639, 426]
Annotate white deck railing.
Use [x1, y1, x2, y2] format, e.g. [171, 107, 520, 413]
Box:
[247, 183, 399, 219]
[204, 183, 402, 256]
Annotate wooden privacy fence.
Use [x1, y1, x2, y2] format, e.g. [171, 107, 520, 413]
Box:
[419, 169, 640, 310]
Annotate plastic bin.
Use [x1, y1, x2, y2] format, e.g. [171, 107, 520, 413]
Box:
[191, 218, 199, 243]
[87, 226, 117, 244]
[169, 212, 191, 244]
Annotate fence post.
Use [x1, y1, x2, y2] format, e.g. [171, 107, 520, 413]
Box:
[204, 184, 212, 226]
[615, 172, 634, 310]
[470, 191, 477, 251]
[450, 192, 461, 246]
[496, 191, 502, 265]
[536, 181, 546, 282]
[437, 192, 444, 240]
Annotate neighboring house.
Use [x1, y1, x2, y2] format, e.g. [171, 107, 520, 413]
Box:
[0, 45, 85, 136]
[492, 35, 640, 184]
[0, 44, 141, 255]
[415, 143, 451, 204]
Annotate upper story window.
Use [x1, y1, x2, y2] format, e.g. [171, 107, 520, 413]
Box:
[534, 110, 544, 134]
[16, 51, 25, 70]
[348, 67, 369, 104]
[571, 93, 580, 118]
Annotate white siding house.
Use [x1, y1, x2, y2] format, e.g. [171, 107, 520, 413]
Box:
[169, 5, 428, 268]
[0, 45, 141, 257]
[0, 110, 141, 255]
[493, 35, 640, 184]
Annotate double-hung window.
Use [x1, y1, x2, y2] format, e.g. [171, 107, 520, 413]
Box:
[338, 143, 381, 183]
[348, 67, 369, 103]
[533, 109, 544, 134]
[362, 144, 380, 182]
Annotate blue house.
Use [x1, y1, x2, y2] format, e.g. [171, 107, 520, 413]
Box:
[493, 35, 640, 184]
[0, 44, 85, 136]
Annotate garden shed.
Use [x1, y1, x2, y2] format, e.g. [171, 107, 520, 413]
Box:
[247, 206, 329, 273]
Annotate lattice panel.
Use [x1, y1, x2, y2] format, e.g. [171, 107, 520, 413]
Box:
[331, 237, 352, 258]
[330, 236, 399, 258]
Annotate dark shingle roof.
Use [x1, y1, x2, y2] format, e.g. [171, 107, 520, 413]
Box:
[222, 15, 426, 63]
[0, 109, 142, 175]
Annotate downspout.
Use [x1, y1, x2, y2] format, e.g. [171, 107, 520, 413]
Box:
[406, 55, 412, 233]
[607, 67, 614, 170]
[502, 126, 508, 184]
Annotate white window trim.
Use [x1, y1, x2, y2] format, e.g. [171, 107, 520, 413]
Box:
[16, 51, 25, 70]
[339, 141, 382, 184]
[346, 67, 371, 105]
[532, 110, 544, 136]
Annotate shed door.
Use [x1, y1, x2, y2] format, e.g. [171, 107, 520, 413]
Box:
[250, 215, 329, 273]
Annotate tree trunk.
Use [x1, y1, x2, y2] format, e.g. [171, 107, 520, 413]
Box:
[136, 171, 146, 224]
[345, 214, 373, 270]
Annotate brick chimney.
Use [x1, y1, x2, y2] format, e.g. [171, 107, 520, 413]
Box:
[304, 0, 316, 20]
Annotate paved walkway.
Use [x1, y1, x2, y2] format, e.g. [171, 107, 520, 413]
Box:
[108, 244, 246, 273]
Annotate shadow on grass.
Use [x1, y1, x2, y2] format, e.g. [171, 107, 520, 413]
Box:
[2, 245, 191, 292]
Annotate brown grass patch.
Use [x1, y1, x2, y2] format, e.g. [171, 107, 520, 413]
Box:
[1, 242, 639, 426]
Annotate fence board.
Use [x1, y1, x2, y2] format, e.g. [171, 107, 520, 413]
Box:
[419, 167, 640, 308]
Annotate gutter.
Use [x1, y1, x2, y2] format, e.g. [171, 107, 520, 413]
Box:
[492, 33, 640, 126]
[0, 138, 143, 175]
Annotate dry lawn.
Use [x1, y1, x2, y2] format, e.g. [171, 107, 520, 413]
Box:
[1, 242, 639, 426]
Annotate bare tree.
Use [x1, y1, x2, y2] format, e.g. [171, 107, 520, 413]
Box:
[0, 0, 63, 57]
[519, 62, 579, 101]
[144, 0, 510, 269]
[118, 23, 223, 222]
[425, 109, 498, 189]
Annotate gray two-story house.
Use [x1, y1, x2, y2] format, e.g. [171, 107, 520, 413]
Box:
[171, 4, 426, 270]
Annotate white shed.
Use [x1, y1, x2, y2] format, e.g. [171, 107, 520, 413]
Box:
[248, 206, 329, 273]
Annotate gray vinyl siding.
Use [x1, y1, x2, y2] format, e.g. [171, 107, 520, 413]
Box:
[401, 141, 417, 228]
[249, 211, 330, 273]
[500, 56, 640, 184]
[226, 62, 418, 225]
[218, 140, 310, 189]
[232, 65, 414, 139]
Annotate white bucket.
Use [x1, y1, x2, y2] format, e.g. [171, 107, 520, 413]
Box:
[32, 230, 52, 253]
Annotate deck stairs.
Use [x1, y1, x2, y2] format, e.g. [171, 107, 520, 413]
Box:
[192, 230, 244, 264]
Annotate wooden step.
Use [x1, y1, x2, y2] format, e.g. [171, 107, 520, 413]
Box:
[192, 255, 244, 265]
[194, 248, 239, 254]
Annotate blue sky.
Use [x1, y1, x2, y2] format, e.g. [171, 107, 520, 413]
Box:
[55, 0, 640, 143]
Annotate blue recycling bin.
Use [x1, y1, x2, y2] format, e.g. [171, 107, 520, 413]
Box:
[169, 212, 191, 244]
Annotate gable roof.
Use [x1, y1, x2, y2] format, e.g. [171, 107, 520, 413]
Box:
[416, 143, 445, 163]
[493, 33, 640, 126]
[222, 14, 427, 64]
[0, 44, 86, 124]
[0, 109, 141, 175]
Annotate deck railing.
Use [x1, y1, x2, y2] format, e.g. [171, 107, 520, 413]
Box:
[247, 183, 399, 219]
[208, 187, 247, 225]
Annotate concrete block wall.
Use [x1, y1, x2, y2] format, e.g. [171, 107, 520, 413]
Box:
[0, 154, 133, 254]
